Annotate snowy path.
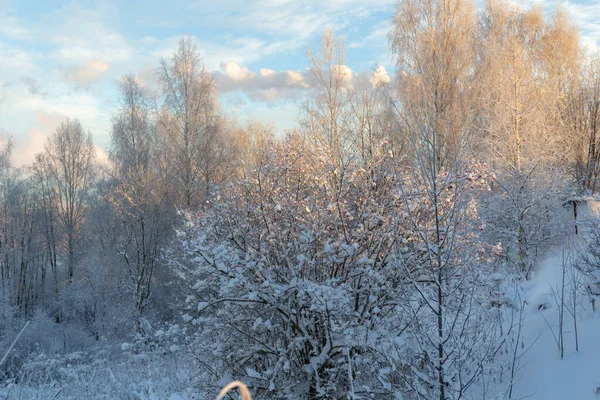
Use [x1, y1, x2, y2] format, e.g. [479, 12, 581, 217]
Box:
[511, 244, 600, 400]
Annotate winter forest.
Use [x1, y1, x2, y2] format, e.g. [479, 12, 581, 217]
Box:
[2, 0, 600, 399]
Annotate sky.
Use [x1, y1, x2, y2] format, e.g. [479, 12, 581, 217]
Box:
[0, 0, 599, 166]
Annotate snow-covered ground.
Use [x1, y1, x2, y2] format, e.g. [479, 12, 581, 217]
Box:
[509, 203, 600, 400]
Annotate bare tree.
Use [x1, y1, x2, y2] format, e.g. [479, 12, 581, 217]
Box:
[156, 37, 229, 209]
[110, 75, 154, 176]
[572, 54, 600, 192]
[303, 28, 352, 169]
[108, 75, 174, 318]
[390, 0, 477, 169]
[41, 118, 95, 280]
[0, 137, 47, 315]
[388, 3, 511, 400]
[477, 1, 574, 275]
[32, 153, 59, 293]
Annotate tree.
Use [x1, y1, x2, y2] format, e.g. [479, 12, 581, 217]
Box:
[156, 37, 229, 209]
[0, 135, 47, 315]
[32, 153, 59, 293]
[390, 0, 478, 169]
[110, 75, 155, 176]
[303, 28, 352, 170]
[476, 1, 573, 275]
[108, 75, 174, 317]
[227, 118, 276, 177]
[173, 134, 404, 399]
[40, 118, 95, 280]
[570, 54, 600, 192]
[389, 2, 514, 398]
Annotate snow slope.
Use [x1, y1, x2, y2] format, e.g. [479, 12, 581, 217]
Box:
[510, 205, 600, 400]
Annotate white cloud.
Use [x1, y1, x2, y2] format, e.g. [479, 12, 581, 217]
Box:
[20, 76, 47, 96]
[12, 126, 48, 167]
[370, 66, 391, 88]
[94, 144, 110, 166]
[136, 66, 161, 91]
[199, 0, 395, 45]
[11, 111, 64, 167]
[349, 21, 391, 49]
[561, 2, 600, 53]
[214, 62, 366, 103]
[46, 4, 133, 64]
[0, 44, 35, 73]
[0, 13, 29, 40]
[260, 68, 276, 77]
[285, 70, 309, 88]
[65, 59, 109, 88]
[332, 65, 353, 82]
[222, 61, 255, 81]
[214, 62, 314, 103]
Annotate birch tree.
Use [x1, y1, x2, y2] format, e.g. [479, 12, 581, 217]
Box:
[108, 75, 174, 317]
[41, 118, 95, 280]
[157, 37, 229, 209]
[476, 2, 574, 275]
[390, 0, 477, 169]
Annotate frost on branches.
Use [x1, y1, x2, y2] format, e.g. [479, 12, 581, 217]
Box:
[171, 137, 515, 399]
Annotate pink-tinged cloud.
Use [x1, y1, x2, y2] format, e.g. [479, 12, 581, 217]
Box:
[12, 111, 63, 167]
[370, 66, 391, 88]
[213, 61, 389, 103]
[65, 59, 109, 88]
[221, 61, 255, 81]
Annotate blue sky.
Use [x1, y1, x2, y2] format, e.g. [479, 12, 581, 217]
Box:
[0, 0, 598, 166]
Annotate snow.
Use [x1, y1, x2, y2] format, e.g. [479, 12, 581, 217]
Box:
[509, 240, 600, 399]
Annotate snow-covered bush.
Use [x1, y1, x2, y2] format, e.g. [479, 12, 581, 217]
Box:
[1, 323, 197, 400]
[170, 138, 403, 398]
[578, 217, 600, 298]
[479, 168, 571, 276]
[171, 137, 512, 399]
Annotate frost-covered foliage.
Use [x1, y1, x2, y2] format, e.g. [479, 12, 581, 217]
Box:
[577, 217, 600, 297]
[479, 168, 571, 276]
[391, 159, 513, 399]
[172, 136, 514, 399]
[172, 137, 401, 398]
[0, 320, 196, 400]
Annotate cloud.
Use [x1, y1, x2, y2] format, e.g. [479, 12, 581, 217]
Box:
[136, 65, 161, 91]
[149, 35, 286, 71]
[260, 68, 276, 77]
[332, 65, 353, 82]
[0, 44, 35, 73]
[46, 4, 133, 64]
[0, 13, 29, 40]
[215, 61, 311, 91]
[12, 111, 65, 167]
[65, 59, 109, 88]
[20, 76, 47, 96]
[197, 0, 395, 48]
[213, 61, 371, 103]
[214, 61, 315, 103]
[94, 144, 110, 166]
[221, 61, 255, 81]
[370, 66, 391, 88]
[560, 1, 600, 52]
[285, 70, 309, 88]
[12, 127, 48, 167]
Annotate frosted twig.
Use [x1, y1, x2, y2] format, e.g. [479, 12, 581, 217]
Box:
[0, 321, 30, 367]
